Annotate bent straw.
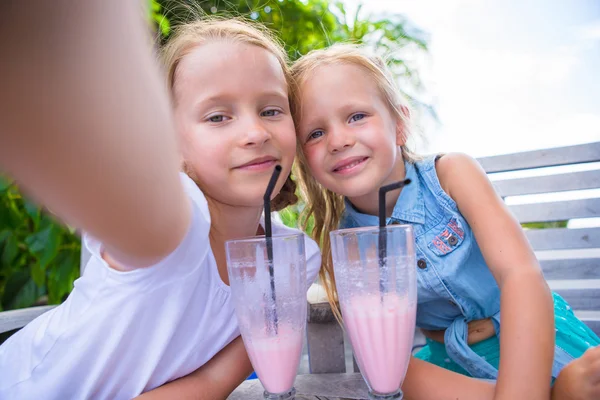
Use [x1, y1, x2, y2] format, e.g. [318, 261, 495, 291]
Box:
[378, 179, 412, 295]
[264, 165, 282, 335]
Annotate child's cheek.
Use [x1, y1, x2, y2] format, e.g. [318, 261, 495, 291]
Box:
[303, 147, 321, 170]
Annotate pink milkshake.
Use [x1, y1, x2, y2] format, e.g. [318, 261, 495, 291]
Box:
[343, 294, 416, 395]
[245, 326, 303, 394]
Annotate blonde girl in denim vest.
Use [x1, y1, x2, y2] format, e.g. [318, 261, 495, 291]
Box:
[291, 44, 600, 400]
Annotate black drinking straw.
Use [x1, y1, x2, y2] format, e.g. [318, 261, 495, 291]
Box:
[378, 179, 412, 295]
[264, 165, 282, 335]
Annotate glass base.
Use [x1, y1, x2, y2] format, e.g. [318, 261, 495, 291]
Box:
[264, 387, 296, 400]
[368, 389, 403, 400]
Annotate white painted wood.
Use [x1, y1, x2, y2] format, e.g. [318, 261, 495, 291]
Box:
[526, 227, 600, 250]
[540, 258, 600, 280]
[510, 198, 600, 223]
[492, 170, 600, 197]
[0, 306, 56, 334]
[477, 142, 600, 173]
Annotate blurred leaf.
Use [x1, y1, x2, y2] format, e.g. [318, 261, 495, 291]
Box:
[30, 261, 45, 288]
[6, 278, 44, 310]
[0, 176, 12, 192]
[149, 0, 171, 37]
[47, 250, 79, 304]
[4, 201, 23, 230]
[24, 200, 41, 229]
[2, 270, 30, 309]
[279, 207, 299, 228]
[0, 230, 10, 244]
[1, 234, 19, 268]
[149, 0, 161, 12]
[153, 13, 171, 36]
[26, 225, 62, 268]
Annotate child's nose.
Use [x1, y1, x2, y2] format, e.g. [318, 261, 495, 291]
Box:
[243, 119, 271, 147]
[327, 127, 356, 153]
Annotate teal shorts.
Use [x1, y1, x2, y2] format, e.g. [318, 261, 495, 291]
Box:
[415, 293, 600, 378]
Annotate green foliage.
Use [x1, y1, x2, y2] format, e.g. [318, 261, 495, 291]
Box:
[0, 177, 80, 311]
[156, 0, 428, 66]
[279, 204, 314, 234]
[155, 0, 431, 112]
[522, 221, 568, 229]
[149, 0, 171, 37]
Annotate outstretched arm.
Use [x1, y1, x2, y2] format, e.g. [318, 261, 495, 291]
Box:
[0, 0, 190, 268]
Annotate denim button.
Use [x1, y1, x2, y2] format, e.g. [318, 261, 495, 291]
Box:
[417, 259, 427, 269]
[448, 235, 458, 246]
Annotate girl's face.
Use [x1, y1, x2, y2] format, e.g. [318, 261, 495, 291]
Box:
[174, 41, 295, 207]
[297, 63, 405, 199]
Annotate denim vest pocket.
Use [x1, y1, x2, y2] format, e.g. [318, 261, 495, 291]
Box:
[427, 217, 465, 256]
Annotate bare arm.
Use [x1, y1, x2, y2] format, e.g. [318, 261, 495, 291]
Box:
[436, 153, 554, 400]
[136, 345, 490, 400]
[403, 357, 495, 400]
[135, 336, 253, 400]
[0, 1, 190, 267]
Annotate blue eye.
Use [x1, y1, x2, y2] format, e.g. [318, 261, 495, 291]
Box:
[208, 115, 226, 123]
[350, 113, 366, 122]
[308, 130, 324, 141]
[262, 109, 281, 117]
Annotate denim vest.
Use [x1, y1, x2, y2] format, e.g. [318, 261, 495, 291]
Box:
[339, 156, 572, 379]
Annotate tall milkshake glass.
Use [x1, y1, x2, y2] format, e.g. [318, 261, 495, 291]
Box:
[330, 224, 417, 400]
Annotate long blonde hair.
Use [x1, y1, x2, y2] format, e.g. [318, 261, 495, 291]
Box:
[291, 44, 419, 322]
[160, 18, 297, 211]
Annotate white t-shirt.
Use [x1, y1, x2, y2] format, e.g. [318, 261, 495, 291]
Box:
[0, 174, 321, 399]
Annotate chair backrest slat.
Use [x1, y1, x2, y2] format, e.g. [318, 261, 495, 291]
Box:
[492, 170, 600, 197]
[540, 258, 600, 280]
[525, 227, 600, 251]
[478, 142, 600, 173]
[509, 198, 600, 224]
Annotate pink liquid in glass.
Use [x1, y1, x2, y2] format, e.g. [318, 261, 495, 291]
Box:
[343, 294, 416, 394]
[245, 326, 303, 394]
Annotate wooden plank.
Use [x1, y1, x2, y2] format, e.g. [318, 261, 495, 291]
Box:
[229, 373, 369, 400]
[555, 289, 600, 312]
[510, 198, 600, 223]
[526, 227, 600, 250]
[492, 170, 600, 197]
[477, 142, 600, 173]
[353, 356, 360, 373]
[308, 302, 337, 323]
[0, 306, 56, 334]
[307, 302, 347, 373]
[306, 321, 346, 374]
[540, 258, 600, 280]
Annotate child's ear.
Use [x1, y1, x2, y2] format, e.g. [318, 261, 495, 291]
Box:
[395, 105, 410, 146]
